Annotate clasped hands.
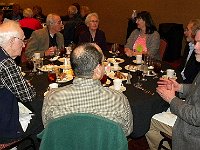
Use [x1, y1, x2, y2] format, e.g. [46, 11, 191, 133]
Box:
[156, 78, 181, 103]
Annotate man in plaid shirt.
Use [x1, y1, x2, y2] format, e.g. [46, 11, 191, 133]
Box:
[42, 43, 133, 136]
[0, 21, 36, 144]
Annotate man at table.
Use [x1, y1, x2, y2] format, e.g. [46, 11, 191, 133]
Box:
[42, 43, 133, 136]
[25, 13, 64, 58]
[154, 27, 200, 149]
[0, 21, 36, 146]
[146, 19, 200, 150]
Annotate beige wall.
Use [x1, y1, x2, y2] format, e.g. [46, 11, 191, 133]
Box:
[2, 0, 200, 45]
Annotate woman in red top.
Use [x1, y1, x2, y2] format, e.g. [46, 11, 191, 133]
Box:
[19, 8, 42, 31]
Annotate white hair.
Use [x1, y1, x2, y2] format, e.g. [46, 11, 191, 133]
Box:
[46, 13, 59, 26]
[85, 12, 99, 25]
[0, 20, 21, 47]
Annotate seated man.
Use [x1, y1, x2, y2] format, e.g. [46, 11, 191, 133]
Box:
[25, 13, 64, 58]
[0, 21, 36, 145]
[146, 19, 200, 150]
[42, 43, 133, 136]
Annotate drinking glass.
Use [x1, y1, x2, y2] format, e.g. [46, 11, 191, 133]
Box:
[48, 71, 57, 83]
[153, 60, 162, 78]
[140, 64, 147, 81]
[111, 43, 119, 58]
[134, 69, 143, 87]
[36, 59, 43, 75]
[26, 59, 34, 76]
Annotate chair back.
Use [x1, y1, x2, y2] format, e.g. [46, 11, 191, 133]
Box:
[38, 113, 128, 150]
[21, 27, 34, 40]
[159, 39, 168, 60]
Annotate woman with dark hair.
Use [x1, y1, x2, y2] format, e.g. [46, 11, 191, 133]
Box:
[124, 11, 160, 60]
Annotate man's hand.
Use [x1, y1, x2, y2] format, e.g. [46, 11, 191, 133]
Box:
[45, 46, 57, 56]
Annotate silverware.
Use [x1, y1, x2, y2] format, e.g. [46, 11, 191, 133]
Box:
[134, 84, 154, 95]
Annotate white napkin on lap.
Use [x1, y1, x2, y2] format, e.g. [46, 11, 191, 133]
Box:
[152, 108, 177, 127]
[18, 102, 34, 131]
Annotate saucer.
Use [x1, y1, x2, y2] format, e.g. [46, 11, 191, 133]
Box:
[133, 60, 144, 64]
[110, 66, 122, 71]
[162, 75, 177, 79]
[109, 85, 126, 92]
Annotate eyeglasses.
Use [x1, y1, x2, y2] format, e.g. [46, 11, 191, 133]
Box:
[14, 37, 27, 44]
[90, 20, 99, 23]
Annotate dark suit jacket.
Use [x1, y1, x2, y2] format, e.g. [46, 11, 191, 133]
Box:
[78, 28, 107, 51]
[170, 72, 200, 149]
[179, 44, 200, 83]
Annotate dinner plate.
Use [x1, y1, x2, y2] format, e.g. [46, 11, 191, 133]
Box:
[58, 57, 69, 63]
[145, 71, 156, 77]
[107, 71, 128, 81]
[56, 75, 73, 83]
[110, 66, 122, 71]
[162, 75, 177, 79]
[38, 65, 59, 72]
[124, 65, 138, 72]
[49, 56, 60, 61]
[109, 85, 126, 92]
[133, 60, 144, 64]
[59, 65, 71, 70]
[107, 58, 125, 64]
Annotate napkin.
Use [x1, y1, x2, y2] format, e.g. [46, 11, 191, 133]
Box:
[152, 108, 177, 127]
[18, 102, 34, 131]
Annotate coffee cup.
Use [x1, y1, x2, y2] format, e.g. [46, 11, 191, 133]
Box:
[113, 78, 122, 90]
[34, 52, 40, 59]
[49, 83, 58, 89]
[113, 62, 119, 70]
[166, 69, 176, 78]
[136, 55, 142, 64]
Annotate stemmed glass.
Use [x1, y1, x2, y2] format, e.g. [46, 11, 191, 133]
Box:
[153, 60, 162, 79]
[134, 69, 143, 87]
[26, 59, 34, 76]
[140, 64, 147, 81]
[36, 58, 43, 75]
[111, 43, 119, 58]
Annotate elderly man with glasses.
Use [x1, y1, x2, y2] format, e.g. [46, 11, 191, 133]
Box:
[0, 21, 36, 147]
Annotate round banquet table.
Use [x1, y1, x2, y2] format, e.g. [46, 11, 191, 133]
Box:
[21, 47, 181, 139]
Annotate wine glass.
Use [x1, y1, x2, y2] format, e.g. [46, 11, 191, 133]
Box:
[48, 71, 57, 83]
[140, 64, 147, 81]
[153, 60, 162, 79]
[111, 43, 119, 58]
[36, 59, 43, 75]
[134, 69, 143, 87]
[26, 59, 34, 76]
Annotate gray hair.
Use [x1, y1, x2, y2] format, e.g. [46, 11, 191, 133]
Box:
[46, 13, 60, 26]
[85, 12, 99, 25]
[23, 8, 33, 18]
[0, 20, 21, 47]
[70, 43, 103, 77]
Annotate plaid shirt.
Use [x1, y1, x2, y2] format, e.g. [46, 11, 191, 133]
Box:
[0, 48, 36, 102]
[43, 78, 133, 136]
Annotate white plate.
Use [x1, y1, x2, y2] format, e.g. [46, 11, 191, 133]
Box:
[110, 66, 122, 71]
[49, 56, 59, 61]
[59, 65, 71, 70]
[124, 65, 138, 72]
[107, 58, 125, 64]
[162, 75, 177, 79]
[109, 85, 126, 92]
[56, 75, 73, 83]
[133, 60, 144, 64]
[145, 71, 156, 77]
[107, 71, 128, 81]
[38, 65, 59, 72]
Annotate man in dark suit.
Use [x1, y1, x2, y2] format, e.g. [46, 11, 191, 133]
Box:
[179, 19, 200, 83]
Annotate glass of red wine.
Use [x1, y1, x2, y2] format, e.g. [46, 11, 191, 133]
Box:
[48, 71, 57, 83]
[26, 59, 34, 76]
[100, 74, 108, 85]
[134, 69, 143, 87]
[153, 60, 162, 79]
